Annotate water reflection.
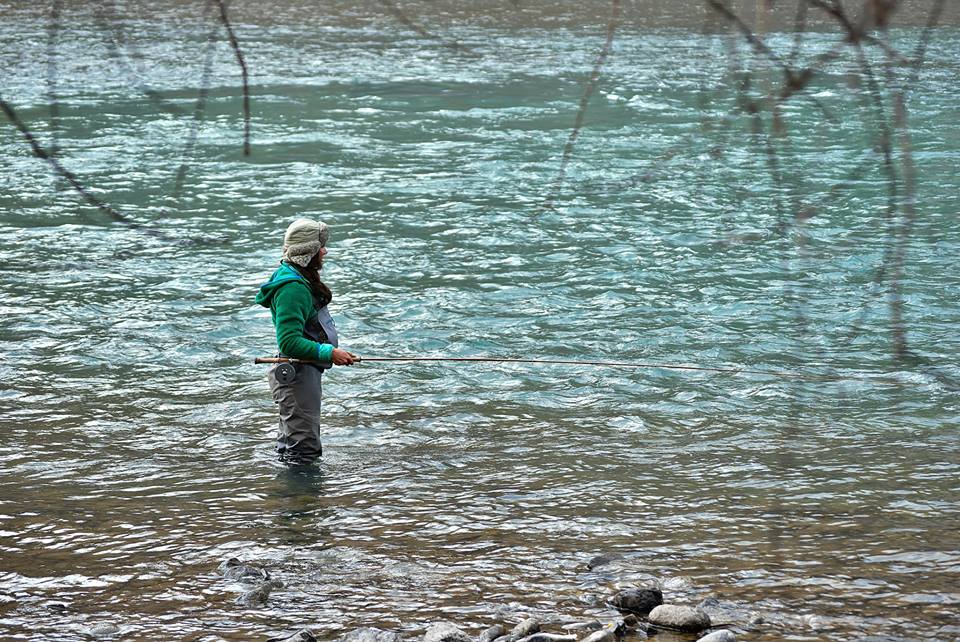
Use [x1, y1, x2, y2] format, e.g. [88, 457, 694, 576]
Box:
[272, 465, 331, 545]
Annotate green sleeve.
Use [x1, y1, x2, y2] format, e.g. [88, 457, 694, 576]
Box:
[272, 283, 335, 364]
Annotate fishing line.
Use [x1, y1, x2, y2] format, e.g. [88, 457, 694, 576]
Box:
[253, 355, 894, 383]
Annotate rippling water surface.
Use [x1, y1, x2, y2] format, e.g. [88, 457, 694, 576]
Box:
[1, 2, 959, 641]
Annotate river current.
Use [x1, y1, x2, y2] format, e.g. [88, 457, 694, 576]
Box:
[1, 2, 958, 641]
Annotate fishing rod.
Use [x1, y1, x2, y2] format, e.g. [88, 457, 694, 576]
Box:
[254, 355, 854, 382]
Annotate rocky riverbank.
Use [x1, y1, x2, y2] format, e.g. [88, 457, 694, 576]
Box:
[213, 556, 753, 642]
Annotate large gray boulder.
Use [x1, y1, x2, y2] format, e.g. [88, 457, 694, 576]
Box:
[648, 605, 711, 632]
[610, 588, 663, 616]
[423, 622, 473, 642]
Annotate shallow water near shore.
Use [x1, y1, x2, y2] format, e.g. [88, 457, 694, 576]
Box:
[1, 2, 959, 641]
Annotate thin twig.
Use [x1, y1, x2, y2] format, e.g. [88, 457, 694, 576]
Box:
[2, 97, 225, 246]
[376, 0, 475, 54]
[706, 0, 838, 123]
[540, 0, 621, 213]
[173, 0, 218, 198]
[903, 0, 946, 96]
[215, 0, 251, 156]
[92, 0, 187, 116]
[1, 96, 149, 231]
[46, 0, 63, 191]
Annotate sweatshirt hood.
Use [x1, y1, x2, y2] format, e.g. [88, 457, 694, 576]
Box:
[255, 262, 308, 308]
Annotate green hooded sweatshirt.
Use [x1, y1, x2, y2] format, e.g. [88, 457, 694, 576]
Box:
[255, 262, 334, 364]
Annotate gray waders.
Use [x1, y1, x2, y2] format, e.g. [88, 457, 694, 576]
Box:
[269, 304, 338, 466]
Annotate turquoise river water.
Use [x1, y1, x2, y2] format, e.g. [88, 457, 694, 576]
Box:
[0, 2, 958, 641]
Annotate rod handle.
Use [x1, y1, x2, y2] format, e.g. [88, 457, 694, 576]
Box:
[254, 356, 360, 365]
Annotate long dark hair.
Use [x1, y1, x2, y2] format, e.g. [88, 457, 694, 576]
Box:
[291, 253, 332, 307]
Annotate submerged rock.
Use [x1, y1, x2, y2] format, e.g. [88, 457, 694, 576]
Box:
[423, 622, 472, 642]
[586, 553, 624, 570]
[648, 605, 711, 632]
[341, 628, 403, 642]
[610, 588, 663, 616]
[267, 630, 318, 642]
[696, 596, 762, 629]
[478, 625, 505, 642]
[219, 557, 270, 583]
[235, 579, 283, 607]
[697, 631, 736, 642]
[86, 623, 119, 638]
[620, 615, 644, 632]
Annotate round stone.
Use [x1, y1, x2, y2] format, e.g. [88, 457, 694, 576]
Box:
[647, 604, 711, 632]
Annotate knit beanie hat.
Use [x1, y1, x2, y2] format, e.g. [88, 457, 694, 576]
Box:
[281, 218, 330, 266]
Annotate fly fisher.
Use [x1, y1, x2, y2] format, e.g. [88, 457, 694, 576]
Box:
[255, 218, 358, 466]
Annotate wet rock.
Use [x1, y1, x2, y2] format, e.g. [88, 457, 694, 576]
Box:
[219, 557, 270, 583]
[506, 618, 541, 642]
[267, 630, 318, 642]
[586, 553, 624, 570]
[697, 597, 720, 609]
[86, 623, 119, 638]
[610, 588, 663, 616]
[696, 597, 761, 630]
[580, 619, 637, 642]
[620, 615, 638, 628]
[342, 628, 403, 642]
[648, 605, 711, 632]
[697, 631, 736, 642]
[798, 614, 823, 630]
[579, 625, 615, 642]
[478, 625, 505, 642]
[235, 579, 283, 607]
[423, 622, 472, 642]
[560, 622, 601, 632]
[516, 634, 576, 642]
[219, 558, 270, 583]
[660, 576, 692, 592]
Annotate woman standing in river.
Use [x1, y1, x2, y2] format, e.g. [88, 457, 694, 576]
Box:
[255, 219, 357, 465]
